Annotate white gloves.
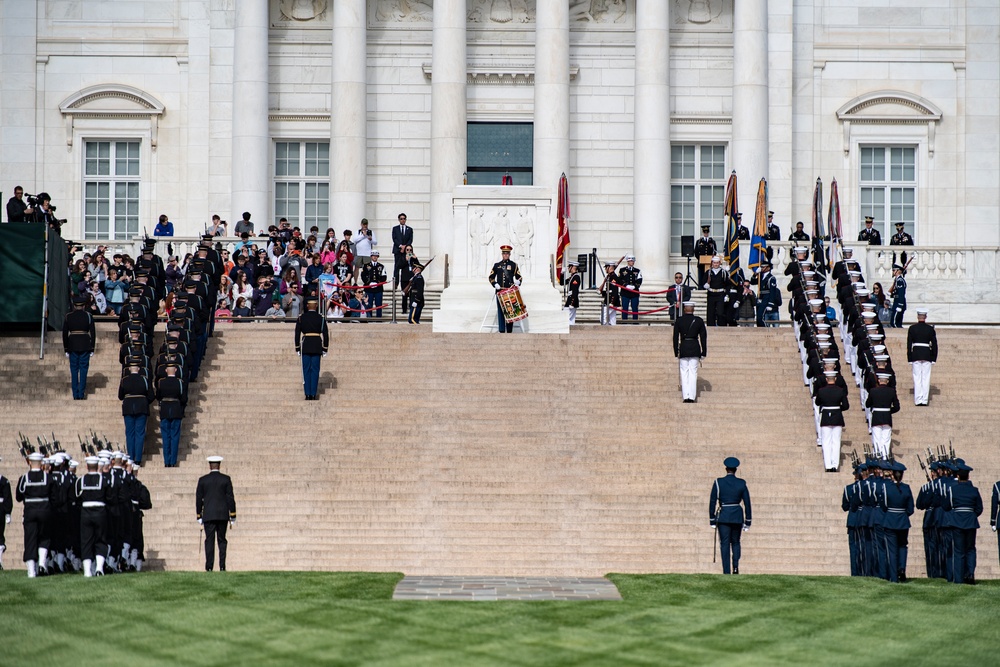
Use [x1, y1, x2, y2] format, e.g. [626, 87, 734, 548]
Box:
[743, 525, 750, 532]
[514, 279, 521, 287]
[297, 351, 301, 357]
[4, 514, 9, 525]
[322, 352, 327, 358]
[626, 285, 635, 290]
[702, 284, 708, 290]
[766, 306, 773, 312]
[230, 520, 235, 527]
[724, 296, 729, 303]
[494, 284, 502, 291]
[197, 518, 203, 525]
[993, 525, 997, 532]
[65, 353, 70, 358]
[369, 282, 376, 287]
[90, 352, 94, 357]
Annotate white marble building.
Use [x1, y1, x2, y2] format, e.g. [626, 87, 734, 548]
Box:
[1, 1, 998, 320]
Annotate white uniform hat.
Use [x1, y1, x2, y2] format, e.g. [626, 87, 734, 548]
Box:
[207, 455, 224, 463]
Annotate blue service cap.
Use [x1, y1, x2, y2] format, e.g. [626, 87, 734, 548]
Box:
[724, 456, 740, 469]
[878, 459, 894, 470]
[892, 462, 907, 472]
[929, 462, 940, 471]
[956, 462, 973, 472]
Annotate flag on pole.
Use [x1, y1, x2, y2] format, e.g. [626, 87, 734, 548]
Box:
[747, 178, 769, 273]
[722, 171, 740, 281]
[828, 177, 843, 267]
[556, 172, 570, 282]
[811, 177, 827, 275]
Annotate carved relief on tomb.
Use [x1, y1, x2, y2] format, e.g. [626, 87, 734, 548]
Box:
[368, 0, 632, 29]
[672, 0, 732, 31]
[273, 0, 331, 27]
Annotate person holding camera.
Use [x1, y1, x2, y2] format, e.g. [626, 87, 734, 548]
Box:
[30, 192, 61, 230]
[6, 186, 34, 222]
[354, 218, 377, 281]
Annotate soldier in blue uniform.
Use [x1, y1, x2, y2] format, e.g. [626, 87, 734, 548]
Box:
[155, 362, 187, 467]
[489, 245, 521, 333]
[991, 478, 1000, 567]
[941, 462, 983, 584]
[755, 261, 781, 327]
[618, 254, 643, 321]
[888, 264, 907, 328]
[75, 456, 113, 576]
[842, 464, 864, 576]
[119, 357, 154, 464]
[879, 461, 914, 582]
[294, 297, 329, 400]
[916, 462, 942, 578]
[709, 456, 752, 575]
[361, 250, 387, 319]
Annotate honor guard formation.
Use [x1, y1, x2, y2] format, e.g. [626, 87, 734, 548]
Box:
[11, 433, 151, 577]
[845, 447, 984, 585]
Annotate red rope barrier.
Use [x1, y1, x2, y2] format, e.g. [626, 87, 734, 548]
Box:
[606, 304, 673, 315]
[617, 285, 675, 296]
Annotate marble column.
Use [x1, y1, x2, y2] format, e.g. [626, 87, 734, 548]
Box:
[429, 0, 467, 287]
[633, 0, 670, 283]
[732, 0, 769, 219]
[533, 0, 571, 198]
[231, 0, 270, 223]
[332, 0, 368, 228]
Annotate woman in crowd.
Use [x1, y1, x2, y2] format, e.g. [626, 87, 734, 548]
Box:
[165, 256, 184, 292]
[76, 270, 93, 298]
[215, 297, 232, 320]
[70, 259, 88, 296]
[326, 291, 345, 320]
[160, 292, 175, 318]
[304, 254, 324, 289]
[872, 282, 890, 323]
[232, 271, 254, 306]
[232, 296, 251, 319]
[104, 267, 129, 315]
[217, 274, 233, 307]
[87, 280, 107, 315]
[320, 239, 338, 266]
[220, 248, 235, 276]
[304, 234, 319, 255]
[120, 256, 135, 281]
[323, 228, 338, 248]
[88, 252, 109, 287]
[179, 252, 194, 276]
[337, 240, 354, 267]
[333, 251, 354, 288]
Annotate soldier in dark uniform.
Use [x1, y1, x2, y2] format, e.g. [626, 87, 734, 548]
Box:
[618, 254, 643, 321]
[703, 256, 728, 327]
[991, 478, 999, 567]
[888, 263, 907, 328]
[62, 295, 96, 400]
[709, 456, 752, 574]
[889, 221, 914, 264]
[788, 221, 810, 243]
[156, 362, 187, 467]
[407, 262, 425, 324]
[16, 452, 59, 577]
[755, 261, 781, 327]
[75, 456, 113, 577]
[126, 461, 152, 571]
[917, 462, 942, 578]
[361, 250, 387, 319]
[866, 373, 900, 459]
[907, 308, 937, 405]
[941, 462, 983, 584]
[599, 261, 621, 326]
[880, 461, 915, 582]
[119, 356, 154, 464]
[858, 216, 882, 245]
[0, 457, 12, 570]
[694, 225, 717, 288]
[673, 301, 707, 403]
[735, 213, 750, 240]
[294, 297, 329, 400]
[765, 211, 780, 241]
[831, 246, 862, 283]
[489, 245, 522, 333]
[196, 456, 237, 572]
[564, 261, 581, 325]
[815, 373, 849, 471]
[842, 466, 863, 576]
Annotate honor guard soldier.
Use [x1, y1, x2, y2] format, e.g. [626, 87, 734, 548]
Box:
[673, 301, 707, 403]
[0, 457, 11, 570]
[990, 478, 999, 566]
[916, 462, 943, 578]
[788, 221, 811, 243]
[156, 362, 187, 467]
[888, 263, 907, 328]
[295, 297, 329, 400]
[119, 356, 154, 464]
[889, 221, 914, 256]
[63, 295, 96, 400]
[842, 465, 864, 576]
[906, 308, 937, 405]
[709, 457, 752, 575]
[489, 245, 521, 333]
[618, 254, 643, 321]
[815, 372, 850, 472]
[196, 456, 237, 572]
[942, 462, 982, 584]
[858, 216, 882, 245]
[407, 261, 425, 324]
[704, 256, 728, 326]
[600, 261, 621, 326]
[564, 261, 581, 324]
[735, 213, 750, 240]
[694, 225, 717, 287]
[16, 452, 59, 577]
[361, 250, 387, 319]
[880, 461, 915, 582]
[865, 374, 900, 459]
[75, 456, 113, 577]
[755, 261, 781, 327]
[765, 211, 781, 241]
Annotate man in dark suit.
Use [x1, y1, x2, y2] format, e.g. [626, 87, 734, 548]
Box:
[666, 272, 691, 320]
[709, 456, 752, 574]
[673, 301, 706, 403]
[63, 295, 96, 399]
[391, 213, 414, 286]
[294, 297, 329, 400]
[196, 456, 237, 572]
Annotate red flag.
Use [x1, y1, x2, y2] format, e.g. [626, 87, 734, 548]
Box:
[556, 172, 570, 281]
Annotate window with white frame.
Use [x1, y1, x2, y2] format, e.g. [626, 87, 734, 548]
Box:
[860, 146, 916, 240]
[670, 144, 726, 254]
[83, 140, 140, 240]
[274, 141, 330, 229]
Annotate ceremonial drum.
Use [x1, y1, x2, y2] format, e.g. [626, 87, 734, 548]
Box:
[498, 286, 528, 323]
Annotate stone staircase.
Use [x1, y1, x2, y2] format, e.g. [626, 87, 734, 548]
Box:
[0, 324, 997, 578]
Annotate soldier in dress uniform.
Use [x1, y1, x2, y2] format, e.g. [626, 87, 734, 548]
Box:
[156, 362, 187, 467]
[126, 462, 152, 571]
[990, 477, 999, 567]
[489, 245, 521, 333]
[814, 372, 849, 472]
[735, 213, 750, 240]
[361, 250, 387, 319]
[63, 295, 96, 400]
[865, 373, 900, 459]
[916, 461, 943, 578]
[0, 456, 11, 571]
[763, 211, 780, 242]
[888, 263, 907, 328]
[906, 308, 937, 406]
[889, 221, 914, 264]
[196, 456, 237, 572]
[294, 297, 329, 400]
[673, 301, 707, 403]
[599, 261, 620, 326]
[709, 456, 752, 574]
[858, 216, 882, 245]
[119, 356, 154, 464]
[703, 256, 728, 327]
[16, 452, 59, 577]
[563, 261, 581, 325]
[880, 461, 915, 582]
[788, 221, 810, 243]
[407, 262, 425, 324]
[75, 456, 113, 577]
[617, 254, 643, 321]
[755, 261, 781, 327]
[842, 464, 864, 576]
[941, 462, 983, 584]
[694, 225, 717, 287]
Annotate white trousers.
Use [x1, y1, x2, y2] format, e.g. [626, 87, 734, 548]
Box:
[820, 425, 843, 470]
[871, 424, 892, 458]
[912, 361, 932, 405]
[565, 306, 577, 325]
[603, 306, 617, 325]
[679, 357, 699, 401]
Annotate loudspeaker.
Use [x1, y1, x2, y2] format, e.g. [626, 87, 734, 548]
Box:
[576, 253, 589, 273]
[681, 235, 695, 258]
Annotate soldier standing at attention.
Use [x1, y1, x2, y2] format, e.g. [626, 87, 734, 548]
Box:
[942, 462, 982, 585]
[196, 456, 237, 572]
[63, 295, 96, 400]
[888, 263, 907, 328]
[906, 308, 937, 406]
[295, 297, 329, 401]
[735, 213, 750, 240]
[694, 225, 717, 288]
[0, 456, 11, 570]
[879, 461, 915, 582]
[563, 261, 581, 325]
[618, 254, 643, 321]
[858, 216, 882, 245]
[990, 478, 999, 567]
[156, 362, 187, 467]
[407, 262, 425, 324]
[703, 255, 728, 327]
[709, 457, 752, 575]
[889, 221, 914, 266]
[765, 211, 781, 241]
[489, 245, 521, 333]
[673, 301, 707, 403]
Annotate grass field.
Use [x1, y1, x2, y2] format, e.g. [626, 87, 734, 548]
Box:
[2, 571, 998, 666]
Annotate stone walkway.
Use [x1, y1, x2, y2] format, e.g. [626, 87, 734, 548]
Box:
[392, 576, 623, 601]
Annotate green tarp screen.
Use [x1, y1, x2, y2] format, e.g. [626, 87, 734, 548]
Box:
[0, 223, 69, 327]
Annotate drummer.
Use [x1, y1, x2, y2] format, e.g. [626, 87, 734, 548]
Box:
[489, 244, 522, 334]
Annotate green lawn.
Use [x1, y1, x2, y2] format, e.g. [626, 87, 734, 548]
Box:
[1, 571, 998, 666]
